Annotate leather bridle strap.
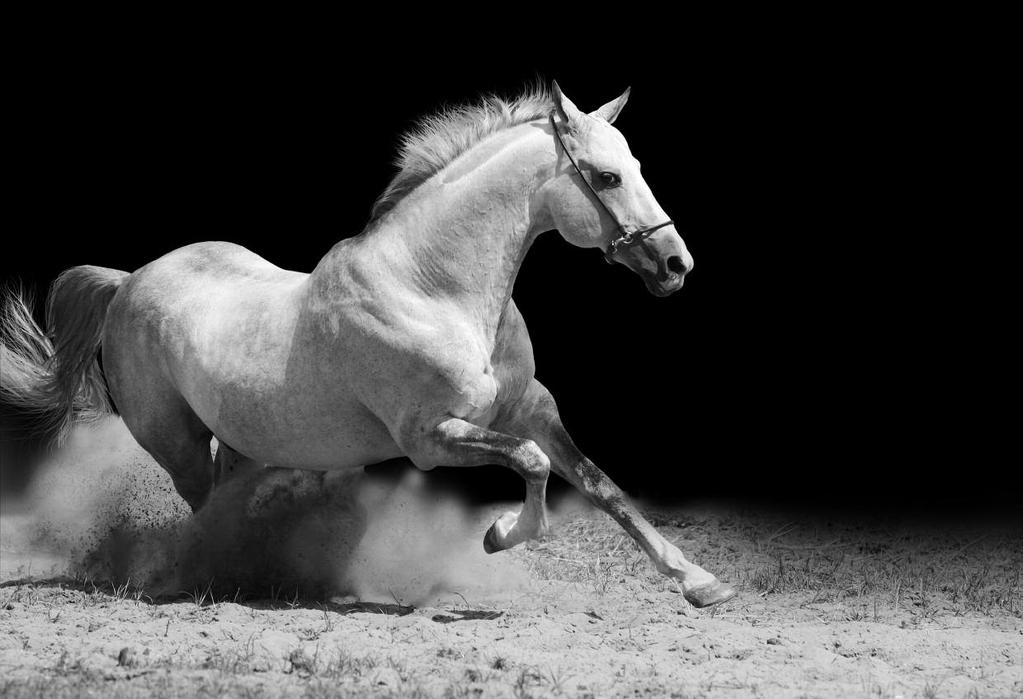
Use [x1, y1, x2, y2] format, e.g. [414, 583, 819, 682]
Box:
[549, 112, 674, 264]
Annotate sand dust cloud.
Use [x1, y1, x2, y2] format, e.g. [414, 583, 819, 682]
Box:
[0, 419, 532, 605]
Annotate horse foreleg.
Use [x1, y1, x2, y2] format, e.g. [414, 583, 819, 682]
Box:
[405, 417, 551, 552]
[501, 379, 737, 608]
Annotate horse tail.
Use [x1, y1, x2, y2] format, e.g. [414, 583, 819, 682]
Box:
[0, 266, 128, 457]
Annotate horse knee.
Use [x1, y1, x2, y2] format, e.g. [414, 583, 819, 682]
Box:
[513, 439, 550, 481]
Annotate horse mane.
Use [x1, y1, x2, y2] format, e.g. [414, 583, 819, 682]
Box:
[370, 83, 554, 222]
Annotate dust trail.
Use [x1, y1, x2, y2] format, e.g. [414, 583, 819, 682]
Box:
[0, 419, 531, 604]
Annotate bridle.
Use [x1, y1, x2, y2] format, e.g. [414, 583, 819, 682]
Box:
[549, 112, 674, 264]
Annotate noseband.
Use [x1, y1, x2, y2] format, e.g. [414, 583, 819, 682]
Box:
[549, 112, 674, 264]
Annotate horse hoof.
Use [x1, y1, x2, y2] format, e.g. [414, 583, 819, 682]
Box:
[482, 523, 503, 554]
[684, 579, 737, 608]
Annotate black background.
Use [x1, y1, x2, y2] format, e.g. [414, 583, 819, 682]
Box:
[4, 24, 1015, 511]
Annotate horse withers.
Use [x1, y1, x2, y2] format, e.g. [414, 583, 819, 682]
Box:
[0, 82, 734, 608]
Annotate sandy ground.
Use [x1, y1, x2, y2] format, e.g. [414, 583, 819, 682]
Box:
[1, 422, 1021, 697]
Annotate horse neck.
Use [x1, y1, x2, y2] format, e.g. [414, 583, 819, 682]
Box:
[337, 124, 553, 334]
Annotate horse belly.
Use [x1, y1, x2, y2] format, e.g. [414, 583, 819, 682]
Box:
[209, 390, 404, 471]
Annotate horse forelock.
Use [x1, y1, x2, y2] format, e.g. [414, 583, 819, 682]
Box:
[369, 83, 554, 223]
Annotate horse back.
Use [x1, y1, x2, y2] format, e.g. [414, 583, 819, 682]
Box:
[103, 243, 309, 422]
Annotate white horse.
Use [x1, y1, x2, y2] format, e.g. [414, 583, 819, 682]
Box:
[1, 82, 735, 607]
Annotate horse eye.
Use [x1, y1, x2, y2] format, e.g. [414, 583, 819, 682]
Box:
[599, 171, 622, 188]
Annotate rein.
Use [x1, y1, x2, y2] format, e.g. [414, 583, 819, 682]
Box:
[549, 112, 674, 264]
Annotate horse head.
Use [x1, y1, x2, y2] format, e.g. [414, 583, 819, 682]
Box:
[543, 81, 694, 297]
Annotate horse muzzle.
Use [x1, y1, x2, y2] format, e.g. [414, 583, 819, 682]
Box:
[644, 273, 685, 297]
[641, 253, 693, 297]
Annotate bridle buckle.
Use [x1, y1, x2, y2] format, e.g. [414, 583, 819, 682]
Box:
[602, 221, 675, 264]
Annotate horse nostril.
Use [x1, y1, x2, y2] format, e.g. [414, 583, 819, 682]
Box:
[666, 255, 688, 275]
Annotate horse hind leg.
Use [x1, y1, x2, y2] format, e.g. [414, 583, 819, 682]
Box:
[117, 389, 215, 512]
[143, 426, 213, 512]
[213, 440, 265, 487]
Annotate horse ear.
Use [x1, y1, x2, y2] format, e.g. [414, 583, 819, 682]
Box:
[591, 87, 631, 124]
[552, 80, 584, 126]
